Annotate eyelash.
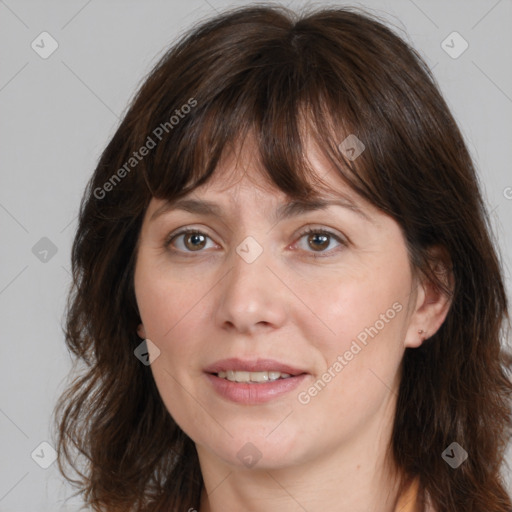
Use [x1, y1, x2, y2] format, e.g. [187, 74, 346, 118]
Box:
[165, 226, 347, 258]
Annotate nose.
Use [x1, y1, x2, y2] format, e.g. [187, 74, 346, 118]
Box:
[213, 241, 289, 335]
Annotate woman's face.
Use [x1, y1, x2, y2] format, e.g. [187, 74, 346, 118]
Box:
[134, 136, 426, 472]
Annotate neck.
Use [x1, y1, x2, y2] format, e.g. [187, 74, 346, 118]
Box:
[197, 402, 403, 512]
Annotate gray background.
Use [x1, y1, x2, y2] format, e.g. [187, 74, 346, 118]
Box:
[1, 0, 511, 510]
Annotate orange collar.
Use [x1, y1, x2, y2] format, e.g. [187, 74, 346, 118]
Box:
[394, 477, 420, 512]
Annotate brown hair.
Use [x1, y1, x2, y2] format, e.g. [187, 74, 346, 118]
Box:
[53, 4, 512, 511]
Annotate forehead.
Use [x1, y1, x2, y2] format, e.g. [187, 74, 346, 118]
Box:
[157, 124, 385, 226]
[147, 135, 377, 226]
[189, 132, 354, 200]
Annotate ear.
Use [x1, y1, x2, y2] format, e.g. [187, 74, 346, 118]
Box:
[137, 323, 146, 339]
[404, 246, 454, 348]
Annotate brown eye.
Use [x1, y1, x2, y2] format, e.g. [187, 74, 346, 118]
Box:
[183, 232, 207, 251]
[167, 229, 214, 253]
[307, 233, 330, 251]
[295, 228, 346, 256]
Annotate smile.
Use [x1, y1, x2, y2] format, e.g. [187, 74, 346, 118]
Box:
[216, 370, 292, 382]
[204, 358, 309, 404]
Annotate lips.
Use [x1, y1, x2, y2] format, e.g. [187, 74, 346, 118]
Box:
[204, 358, 309, 404]
[203, 357, 308, 376]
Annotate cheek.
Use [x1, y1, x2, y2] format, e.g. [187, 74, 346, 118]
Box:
[133, 254, 219, 426]
[297, 264, 409, 417]
[134, 257, 212, 432]
[304, 261, 409, 354]
[295, 256, 410, 419]
[134, 254, 210, 342]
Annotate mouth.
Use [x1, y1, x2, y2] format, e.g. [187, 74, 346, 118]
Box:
[204, 358, 309, 404]
[204, 357, 307, 379]
[214, 370, 295, 383]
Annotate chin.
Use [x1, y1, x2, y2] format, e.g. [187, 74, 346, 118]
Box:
[204, 428, 307, 470]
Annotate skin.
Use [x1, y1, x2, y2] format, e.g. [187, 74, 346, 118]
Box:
[133, 134, 452, 512]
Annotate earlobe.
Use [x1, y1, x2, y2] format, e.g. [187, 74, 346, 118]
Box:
[137, 324, 146, 339]
[404, 247, 454, 349]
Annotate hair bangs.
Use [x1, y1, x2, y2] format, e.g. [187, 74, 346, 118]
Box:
[138, 46, 369, 209]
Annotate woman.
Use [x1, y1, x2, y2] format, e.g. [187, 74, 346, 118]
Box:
[53, 4, 512, 511]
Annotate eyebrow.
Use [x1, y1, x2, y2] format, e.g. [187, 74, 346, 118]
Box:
[150, 196, 371, 223]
